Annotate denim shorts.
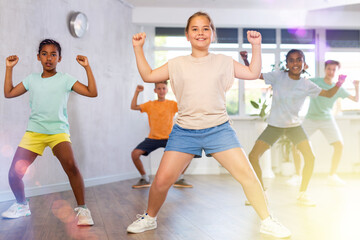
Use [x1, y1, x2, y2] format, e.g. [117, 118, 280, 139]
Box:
[165, 121, 242, 158]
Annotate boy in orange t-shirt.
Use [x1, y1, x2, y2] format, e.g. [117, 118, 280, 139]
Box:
[131, 81, 192, 188]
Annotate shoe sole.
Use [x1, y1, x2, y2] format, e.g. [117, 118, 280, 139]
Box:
[296, 201, 316, 207]
[77, 221, 94, 226]
[127, 225, 157, 233]
[173, 185, 193, 188]
[132, 185, 151, 189]
[260, 229, 291, 238]
[2, 213, 31, 219]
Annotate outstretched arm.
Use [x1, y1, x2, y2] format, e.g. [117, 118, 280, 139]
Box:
[234, 31, 262, 80]
[239, 50, 264, 80]
[133, 32, 169, 83]
[131, 85, 144, 111]
[72, 55, 98, 97]
[4, 55, 27, 98]
[347, 80, 359, 102]
[319, 75, 346, 98]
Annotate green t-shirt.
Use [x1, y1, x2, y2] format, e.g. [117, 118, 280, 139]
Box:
[305, 77, 350, 120]
[22, 72, 77, 134]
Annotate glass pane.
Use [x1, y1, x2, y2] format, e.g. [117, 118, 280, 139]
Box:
[244, 53, 274, 115]
[281, 29, 315, 44]
[216, 28, 238, 43]
[325, 52, 360, 85]
[242, 43, 277, 49]
[210, 43, 239, 49]
[243, 28, 276, 44]
[211, 51, 240, 115]
[280, 44, 315, 50]
[155, 36, 189, 48]
[154, 50, 191, 101]
[325, 52, 360, 111]
[226, 79, 239, 115]
[326, 30, 360, 48]
[154, 50, 191, 68]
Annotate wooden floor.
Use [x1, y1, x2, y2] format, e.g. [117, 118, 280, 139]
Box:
[1, 174, 360, 240]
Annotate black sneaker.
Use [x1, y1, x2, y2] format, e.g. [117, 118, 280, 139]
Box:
[173, 179, 193, 188]
[132, 179, 151, 189]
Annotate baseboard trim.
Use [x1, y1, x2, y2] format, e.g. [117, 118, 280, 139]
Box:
[0, 172, 139, 203]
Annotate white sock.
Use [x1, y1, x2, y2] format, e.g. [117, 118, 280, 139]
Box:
[146, 213, 157, 220]
[141, 174, 149, 182]
[262, 216, 271, 223]
[178, 174, 184, 180]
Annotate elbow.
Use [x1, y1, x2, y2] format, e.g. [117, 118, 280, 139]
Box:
[89, 91, 98, 98]
[4, 92, 13, 98]
[249, 72, 261, 80]
[142, 77, 153, 83]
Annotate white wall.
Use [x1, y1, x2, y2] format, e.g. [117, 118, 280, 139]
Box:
[0, 0, 155, 202]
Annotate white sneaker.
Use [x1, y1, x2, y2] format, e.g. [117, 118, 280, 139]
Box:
[327, 174, 346, 186]
[127, 213, 157, 233]
[1, 202, 31, 219]
[260, 216, 291, 238]
[286, 175, 302, 186]
[75, 207, 94, 226]
[297, 192, 316, 207]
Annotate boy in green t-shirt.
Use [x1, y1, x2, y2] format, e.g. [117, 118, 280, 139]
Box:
[288, 60, 359, 187]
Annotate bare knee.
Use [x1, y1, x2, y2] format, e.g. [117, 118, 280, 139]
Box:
[131, 149, 143, 162]
[302, 152, 315, 166]
[8, 167, 23, 181]
[249, 150, 260, 166]
[152, 174, 173, 193]
[332, 141, 343, 151]
[63, 162, 79, 177]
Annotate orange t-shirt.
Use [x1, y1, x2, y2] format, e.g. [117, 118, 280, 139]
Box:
[140, 100, 178, 139]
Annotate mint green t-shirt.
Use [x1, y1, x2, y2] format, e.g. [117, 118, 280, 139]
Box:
[22, 72, 77, 134]
[305, 78, 350, 120]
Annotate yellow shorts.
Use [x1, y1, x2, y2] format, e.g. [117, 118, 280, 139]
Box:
[18, 132, 71, 156]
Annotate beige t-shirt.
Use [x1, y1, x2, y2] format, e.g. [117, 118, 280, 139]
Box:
[168, 53, 234, 129]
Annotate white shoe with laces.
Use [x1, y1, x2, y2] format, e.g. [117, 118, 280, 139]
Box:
[327, 174, 346, 186]
[127, 213, 157, 233]
[260, 216, 291, 238]
[297, 192, 316, 207]
[75, 207, 94, 226]
[1, 202, 31, 219]
[286, 175, 302, 186]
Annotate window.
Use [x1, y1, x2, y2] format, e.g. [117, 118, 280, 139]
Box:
[325, 52, 360, 111]
[154, 27, 360, 117]
[326, 30, 360, 48]
[243, 28, 276, 49]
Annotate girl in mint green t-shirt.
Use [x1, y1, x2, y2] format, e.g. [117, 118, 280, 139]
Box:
[3, 39, 97, 226]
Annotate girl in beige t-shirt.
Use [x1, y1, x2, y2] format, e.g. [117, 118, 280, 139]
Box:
[127, 12, 291, 238]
